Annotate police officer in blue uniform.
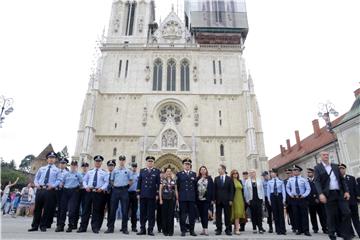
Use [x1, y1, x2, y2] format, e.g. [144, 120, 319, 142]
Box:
[77, 155, 109, 233]
[103, 159, 115, 230]
[136, 156, 160, 236]
[283, 168, 296, 232]
[262, 171, 273, 233]
[56, 160, 83, 232]
[128, 163, 139, 232]
[286, 165, 311, 236]
[54, 157, 69, 229]
[28, 151, 62, 232]
[74, 162, 89, 229]
[267, 169, 286, 235]
[176, 158, 197, 237]
[105, 156, 132, 234]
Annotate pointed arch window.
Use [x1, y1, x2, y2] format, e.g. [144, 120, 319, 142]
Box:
[152, 59, 163, 91]
[113, 147, 117, 157]
[180, 59, 190, 91]
[167, 59, 176, 91]
[220, 144, 225, 157]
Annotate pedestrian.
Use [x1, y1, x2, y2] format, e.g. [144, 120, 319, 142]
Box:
[283, 168, 296, 232]
[77, 155, 109, 234]
[244, 169, 266, 234]
[1, 177, 19, 214]
[74, 162, 89, 228]
[176, 158, 198, 237]
[56, 160, 83, 232]
[159, 167, 178, 236]
[286, 165, 311, 236]
[103, 159, 115, 230]
[17, 183, 34, 217]
[240, 171, 249, 232]
[262, 170, 273, 233]
[267, 169, 286, 235]
[230, 169, 245, 235]
[306, 167, 328, 234]
[196, 165, 214, 236]
[214, 164, 234, 236]
[28, 151, 61, 232]
[314, 151, 352, 240]
[156, 171, 165, 233]
[128, 162, 139, 232]
[136, 156, 160, 236]
[105, 156, 132, 234]
[339, 163, 360, 238]
[53, 158, 69, 229]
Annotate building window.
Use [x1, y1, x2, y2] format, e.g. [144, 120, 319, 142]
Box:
[125, 60, 129, 78]
[214, 78, 216, 84]
[116, 107, 119, 113]
[212, 60, 216, 75]
[113, 148, 117, 157]
[118, 60, 122, 78]
[131, 155, 136, 162]
[152, 59, 163, 91]
[159, 104, 183, 124]
[219, 119, 222, 126]
[167, 59, 176, 91]
[115, 123, 117, 128]
[125, 2, 136, 36]
[219, 110, 222, 117]
[220, 144, 224, 156]
[180, 60, 190, 91]
[218, 60, 222, 75]
[220, 78, 222, 84]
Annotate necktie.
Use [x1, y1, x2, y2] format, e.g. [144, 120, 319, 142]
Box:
[44, 165, 51, 185]
[93, 169, 98, 188]
[274, 178, 278, 193]
[295, 176, 300, 195]
[221, 176, 225, 186]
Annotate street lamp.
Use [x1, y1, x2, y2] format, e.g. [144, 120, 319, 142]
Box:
[0, 96, 14, 128]
[318, 101, 339, 132]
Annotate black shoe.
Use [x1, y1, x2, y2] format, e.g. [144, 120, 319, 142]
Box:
[281, 232, 287, 235]
[28, 227, 38, 232]
[158, 229, 162, 233]
[92, 229, 99, 234]
[104, 228, 114, 233]
[132, 228, 138, 232]
[122, 229, 129, 234]
[40, 227, 47, 232]
[181, 232, 186, 237]
[323, 230, 329, 234]
[190, 231, 197, 236]
[77, 228, 86, 233]
[137, 230, 146, 235]
[240, 226, 245, 232]
[46, 225, 52, 229]
[225, 231, 232, 236]
[66, 228, 72, 233]
[55, 226, 64, 232]
[296, 231, 302, 235]
[148, 230, 154, 236]
[269, 229, 273, 233]
[304, 231, 312, 236]
[215, 231, 221, 235]
[314, 230, 318, 233]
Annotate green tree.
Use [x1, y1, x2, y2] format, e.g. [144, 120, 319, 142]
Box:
[19, 154, 35, 172]
[9, 159, 16, 169]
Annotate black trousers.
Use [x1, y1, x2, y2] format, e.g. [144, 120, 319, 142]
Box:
[161, 199, 175, 235]
[128, 191, 138, 229]
[54, 188, 63, 227]
[101, 192, 111, 228]
[79, 191, 106, 231]
[249, 199, 263, 230]
[291, 198, 309, 233]
[156, 199, 162, 231]
[107, 187, 129, 230]
[264, 197, 273, 229]
[270, 194, 286, 234]
[308, 202, 327, 232]
[286, 198, 296, 231]
[75, 189, 86, 228]
[349, 204, 360, 237]
[179, 201, 196, 233]
[197, 200, 210, 229]
[324, 190, 352, 240]
[58, 188, 80, 228]
[31, 189, 56, 229]
[216, 201, 231, 232]
[139, 198, 156, 232]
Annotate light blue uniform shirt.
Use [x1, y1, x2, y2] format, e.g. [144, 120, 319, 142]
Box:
[62, 171, 83, 189]
[34, 164, 61, 187]
[111, 167, 132, 187]
[263, 179, 269, 198]
[267, 177, 286, 202]
[83, 168, 109, 190]
[128, 172, 139, 192]
[286, 175, 310, 198]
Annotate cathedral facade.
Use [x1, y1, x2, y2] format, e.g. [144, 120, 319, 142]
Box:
[73, 0, 267, 175]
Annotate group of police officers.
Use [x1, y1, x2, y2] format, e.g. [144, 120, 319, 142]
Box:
[27, 151, 360, 239]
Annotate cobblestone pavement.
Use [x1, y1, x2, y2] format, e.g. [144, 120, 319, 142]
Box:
[1, 215, 329, 240]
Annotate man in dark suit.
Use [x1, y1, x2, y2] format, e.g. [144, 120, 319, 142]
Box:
[214, 164, 234, 236]
[306, 168, 328, 234]
[339, 163, 360, 238]
[176, 158, 197, 237]
[314, 151, 352, 240]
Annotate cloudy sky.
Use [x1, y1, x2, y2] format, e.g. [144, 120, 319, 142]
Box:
[0, 0, 359, 167]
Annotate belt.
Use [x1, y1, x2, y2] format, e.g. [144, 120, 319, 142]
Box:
[38, 186, 55, 191]
[271, 192, 280, 196]
[114, 186, 129, 189]
[64, 187, 80, 190]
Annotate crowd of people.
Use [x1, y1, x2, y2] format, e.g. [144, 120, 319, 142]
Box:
[3, 150, 358, 240]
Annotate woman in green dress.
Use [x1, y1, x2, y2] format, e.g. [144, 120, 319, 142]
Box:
[230, 170, 246, 235]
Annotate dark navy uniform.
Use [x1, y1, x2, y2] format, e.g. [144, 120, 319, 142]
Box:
[75, 162, 89, 229]
[283, 168, 296, 232]
[28, 151, 62, 232]
[176, 159, 197, 236]
[136, 156, 160, 235]
[56, 161, 83, 232]
[128, 163, 139, 232]
[77, 155, 109, 233]
[54, 158, 69, 229]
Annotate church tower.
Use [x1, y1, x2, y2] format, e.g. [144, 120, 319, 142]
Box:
[73, 0, 267, 174]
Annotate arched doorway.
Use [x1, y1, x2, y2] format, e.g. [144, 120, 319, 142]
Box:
[155, 153, 183, 173]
